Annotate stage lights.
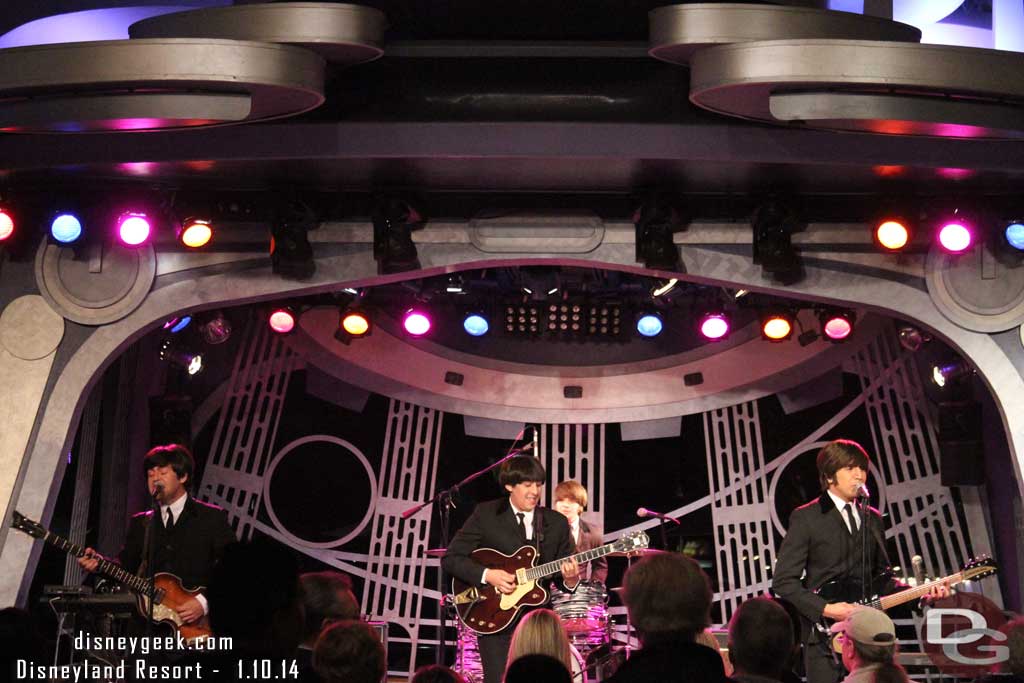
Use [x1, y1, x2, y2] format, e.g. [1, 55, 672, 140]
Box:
[752, 200, 801, 283]
[820, 310, 855, 341]
[698, 313, 730, 341]
[199, 312, 232, 345]
[50, 213, 83, 244]
[178, 218, 213, 248]
[0, 208, 13, 241]
[271, 197, 316, 280]
[761, 312, 794, 341]
[117, 212, 151, 246]
[875, 219, 910, 251]
[932, 360, 972, 388]
[1004, 221, 1024, 252]
[373, 196, 424, 274]
[403, 310, 432, 336]
[159, 339, 204, 376]
[162, 315, 192, 334]
[634, 197, 684, 272]
[937, 217, 973, 254]
[268, 308, 296, 334]
[505, 304, 540, 335]
[636, 313, 663, 338]
[463, 313, 490, 337]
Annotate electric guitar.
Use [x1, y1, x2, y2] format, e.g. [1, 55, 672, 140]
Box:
[11, 510, 213, 643]
[452, 530, 649, 635]
[815, 556, 998, 652]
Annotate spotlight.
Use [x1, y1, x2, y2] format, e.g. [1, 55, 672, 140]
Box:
[937, 217, 973, 253]
[0, 208, 14, 242]
[268, 307, 296, 334]
[761, 312, 794, 341]
[373, 196, 424, 274]
[340, 309, 371, 337]
[463, 313, 490, 337]
[162, 315, 192, 334]
[698, 312, 730, 341]
[50, 213, 83, 244]
[504, 303, 541, 335]
[652, 278, 678, 297]
[117, 212, 151, 246]
[199, 312, 232, 345]
[178, 218, 213, 248]
[636, 313, 663, 338]
[634, 197, 684, 271]
[1003, 221, 1024, 252]
[271, 197, 316, 280]
[159, 339, 204, 376]
[874, 218, 910, 251]
[820, 310, 855, 341]
[403, 310, 431, 336]
[897, 325, 930, 352]
[932, 360, 972, 388]
[752, 200, 801, 282]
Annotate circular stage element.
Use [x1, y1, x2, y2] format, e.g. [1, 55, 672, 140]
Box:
[0, 295, 65, 361]
[649, 4, 919, 65]
[0, 38, 325, 132]
[264, 435, 377, 549]
[690, 40, 1024, 138]
[926, 245, 1024, 333]
[129, 3, 386, 64]
[35, 241, 156, 325]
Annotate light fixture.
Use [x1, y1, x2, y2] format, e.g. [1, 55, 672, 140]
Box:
[403, 309, 431, 336]
[0, 207, 14, 242]
[271, 197, 316, 279]
[937, 213, 973, 254]
[463, 313, 490, 337]
[698, 312, 730, 341]
[268, 307, 296, 334]
[652, 278, 678, 297]
[1003, 221, 1024, 252]
[50, 213, 83, 244]
[634, 198, 684, 271]
[162, 315, 192, 334]
[159, 339, 204, 376]
[199, 312, 232, 345]
[636, 313, 664, 338]
[373, 196, 423, 274]
[761, 311, 794, 341]
[820, 310, 855, 341]
[178, 218, 213, 248]
[932, 360, 973, 388]
[897, 325, 931, 352]
[117, 212, 151, 246]
[875, 218, 910, 251]
[752, 200, 802, 283]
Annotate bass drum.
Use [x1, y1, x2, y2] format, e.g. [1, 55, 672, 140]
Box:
[550, 581, 610, 647]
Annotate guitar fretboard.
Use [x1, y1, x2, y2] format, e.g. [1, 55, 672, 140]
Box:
[39, 529, 154, 597]
[524, 543, 619, 582]
[868, 573, 965, 611]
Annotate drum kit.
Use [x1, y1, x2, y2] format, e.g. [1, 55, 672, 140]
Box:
[428, 546, 658, 683]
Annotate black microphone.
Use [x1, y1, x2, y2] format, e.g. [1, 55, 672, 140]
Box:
[636, 507, 681, 525]
[857, 484, 870, 498]
[912, 555, 926, 586]
[152, 482, 164, 500]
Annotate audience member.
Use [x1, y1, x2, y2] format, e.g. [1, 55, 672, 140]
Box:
[728, 597, 795, 683]
[504, 654, 571, 683]
[313, 619, 386, 683]
[506, 609, 575, 677]
[412, 664, 468, 683]
[832, 607, 908, 683]
[696, 628, 733, 676]
[297, 571, 360, 679]
[974, 618, 1024, 683]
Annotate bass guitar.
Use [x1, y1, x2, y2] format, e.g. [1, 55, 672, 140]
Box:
[11, 510, 213, 643]
[453, 530, 649, 635]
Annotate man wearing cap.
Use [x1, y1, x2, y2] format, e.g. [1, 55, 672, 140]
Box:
[831, 607, 908, 683]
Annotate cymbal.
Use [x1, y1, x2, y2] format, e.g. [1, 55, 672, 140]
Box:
[424, 548, 447, 558]
[607, 548, 662, 558]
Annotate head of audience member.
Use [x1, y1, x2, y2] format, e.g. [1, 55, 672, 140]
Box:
[553, 480, 587, 526]
[696, 628, 732, 677]
[997, 618, 1024, 676]
[727, 597, 795, 681]
[208, 539, 304, 657]
[412, 664, 467, 683]
[832, 607, 907, 683]
[622, 551, 712, 646]
[313, 620, 386, 683]
[499, 456, 546, 513]
[299, 571, 360, 647]
[503, 654, 571, 683]
[506, 609, 574, 676]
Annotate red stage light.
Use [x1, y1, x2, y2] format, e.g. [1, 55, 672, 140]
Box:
[0, 209, 13, 241]
[269, 308, 296, 334]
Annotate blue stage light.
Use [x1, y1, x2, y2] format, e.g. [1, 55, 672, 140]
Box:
[1006, 222, 1024, 251]
[463, 314, 489, 336]
[51, 214, 83, 243]
[636, 314, 663, 337]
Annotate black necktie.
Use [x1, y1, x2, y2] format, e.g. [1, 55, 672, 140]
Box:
[516, 512, 527, 541]
[166, 508, 175, 530]
[843, 503, 859, 533]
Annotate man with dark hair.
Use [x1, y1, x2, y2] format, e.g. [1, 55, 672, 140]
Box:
[728, 597, 796, 683]
[297, 571, 360, 680]
[553, 479, 607, 584]
[606, 551, 726, 683]
[772, 440, 908, 683]
[312, 620, 386, 683]
[442, 455, 580, 683]
[79, 443, 237, 625]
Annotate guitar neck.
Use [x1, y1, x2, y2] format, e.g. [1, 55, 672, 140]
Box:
[872, 573, 964, 611]
[524, 544, 612, 582]
[38, 529, 153, 596]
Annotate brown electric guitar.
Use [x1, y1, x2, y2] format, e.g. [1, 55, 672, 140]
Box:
[452, 530, 649, 635]
[11, 510, 213, 643]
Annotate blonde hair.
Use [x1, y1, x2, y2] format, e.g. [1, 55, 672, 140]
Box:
[506, 610, 573, 674]
[553, 480, 588, 509]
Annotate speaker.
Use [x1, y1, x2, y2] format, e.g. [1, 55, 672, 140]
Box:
[938, 401, 984, 486]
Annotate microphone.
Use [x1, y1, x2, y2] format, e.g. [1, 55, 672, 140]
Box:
[912, 555, 926, 586]
[152, 482, 164, 500]
[857, 483, 870, 498]
[532, 426, 539, 455]
[636, 507, 681, 525]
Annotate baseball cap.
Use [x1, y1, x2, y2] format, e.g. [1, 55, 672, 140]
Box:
[830, 607, 896, 646]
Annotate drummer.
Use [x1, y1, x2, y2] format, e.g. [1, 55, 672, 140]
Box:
[553, 480, 607, 585]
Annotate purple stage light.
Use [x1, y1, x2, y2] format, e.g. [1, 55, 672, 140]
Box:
[117, 212, 151, 246]
[403, 310, 431, 336]
[937, 221, 972, 253]
[699, 313, 730, 341]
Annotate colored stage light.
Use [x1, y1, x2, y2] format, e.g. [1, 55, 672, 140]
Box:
[1005, 222, 1024, 251]
[117, 212, 151, 246]
[698, 313, 729, 341]
[342, 311, 371, 337]
[269, 308, 296, 334]
[51, 213, 83, 244]
[463, 314, 490, 337]
[875, 220, 909, 251]
[178, 218, 212, 248]
[403, 310, 431, 336]
[162, 315, 192, 334]
[0, 209, 13, 241]
[761, 313, 793, 341]
[159, 339, 205, 376]
[932, 361, 972, 388]
[821, 311, 854, 341]
[636, 314, 663, 338]
[937, 221, 972, 253]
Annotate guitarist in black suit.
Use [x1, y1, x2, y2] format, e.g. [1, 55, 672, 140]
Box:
[442, 456, 580, 683]
[79, 444, 237, 625]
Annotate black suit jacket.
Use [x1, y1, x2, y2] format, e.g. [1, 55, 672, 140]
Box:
[606, 637, 727, 683]
[120, 495, 237, 591]
[576, 519, 608, 584]
[771, 494, 895, 641]
[442, 498, 576, 591]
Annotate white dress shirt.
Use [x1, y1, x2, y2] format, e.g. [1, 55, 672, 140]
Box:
[827, 490, 861, 533]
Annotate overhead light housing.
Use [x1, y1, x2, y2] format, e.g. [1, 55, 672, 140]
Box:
[634, 197, 684, 271]
[373, 196, 424, 274]
[271, 197, 317, 279]
[752, 200, 801, 283]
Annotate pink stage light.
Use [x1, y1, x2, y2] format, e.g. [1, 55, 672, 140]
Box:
[937, 221, 972, 253]
[403, 310, 431, 336]
[699, 313, 730, 341]
[117, 213, 151, 246]
[823, 316, 853, 341]
[268, 308, 296, 334]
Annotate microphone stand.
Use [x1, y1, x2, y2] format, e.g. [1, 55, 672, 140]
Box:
[858, 491, 869, 602]
[142, 489, 162, 641]
[401, 439, 535, 666]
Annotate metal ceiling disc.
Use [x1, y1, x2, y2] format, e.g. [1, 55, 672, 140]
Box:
[690, 39, 1024, 139]
[129, 2, 387, 64]
[649, 3, 919, 65]
[0, 39, 325, 133]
